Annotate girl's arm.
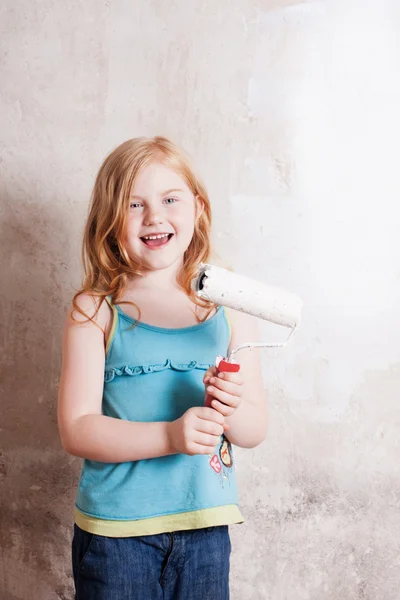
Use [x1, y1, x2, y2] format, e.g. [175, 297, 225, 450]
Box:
[58, 294, 224, 463]
[57, 294, 172, 462]
[222, 308, 268, 448]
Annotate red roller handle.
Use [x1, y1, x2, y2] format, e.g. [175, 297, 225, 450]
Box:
[204, 358, 241, 408]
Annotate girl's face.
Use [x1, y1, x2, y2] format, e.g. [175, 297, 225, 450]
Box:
[125, 161, 202, 273]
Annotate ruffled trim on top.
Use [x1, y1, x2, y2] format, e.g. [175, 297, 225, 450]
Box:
[104, 359, 212, 383]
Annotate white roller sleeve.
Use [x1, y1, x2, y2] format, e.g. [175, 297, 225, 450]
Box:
[191, 263, 303, 329]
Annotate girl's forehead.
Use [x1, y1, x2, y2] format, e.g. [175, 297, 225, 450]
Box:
[131, 161, 191, 196]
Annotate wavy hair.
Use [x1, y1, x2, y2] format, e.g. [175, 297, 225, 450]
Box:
[72, 136, 220, 325]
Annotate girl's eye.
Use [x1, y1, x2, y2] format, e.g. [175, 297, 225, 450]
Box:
[129, 197, 178, 210]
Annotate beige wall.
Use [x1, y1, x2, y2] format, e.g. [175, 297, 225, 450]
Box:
[1, 1, 400, 598]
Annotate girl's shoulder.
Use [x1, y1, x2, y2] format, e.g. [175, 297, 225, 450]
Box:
[67, 292, 113, 340]
[224, 305, 259, 333]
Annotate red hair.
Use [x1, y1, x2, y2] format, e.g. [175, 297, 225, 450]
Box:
[72, 136, 219, 324]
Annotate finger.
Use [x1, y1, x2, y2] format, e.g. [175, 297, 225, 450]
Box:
[206, 385, 241, 408]
[195, 419, 224, 437]
[194, 432, 221, 448]
[194, 444, 218, 455]
[216, 371, 244, 386]
[210, 399, 235, 417]
[208, 376, 243, 396]
[203, 366, 217, 384]
[196, 406, 225, 425]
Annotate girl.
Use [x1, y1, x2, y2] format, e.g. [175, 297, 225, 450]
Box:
[58, 136, 267, 600]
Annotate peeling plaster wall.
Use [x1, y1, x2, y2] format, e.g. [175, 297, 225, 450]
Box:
[1, 1, 400, 598]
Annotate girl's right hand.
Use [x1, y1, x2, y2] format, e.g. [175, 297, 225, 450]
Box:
[167, 407, 228, 456]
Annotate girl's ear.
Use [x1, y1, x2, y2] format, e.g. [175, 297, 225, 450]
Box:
[195, 195, 205, 220]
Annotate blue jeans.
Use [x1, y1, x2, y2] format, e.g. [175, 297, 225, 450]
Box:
[72, 524, 231, 599]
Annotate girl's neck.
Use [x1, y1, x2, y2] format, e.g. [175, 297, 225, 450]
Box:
[127, 266, 182, 293]
[118, 263, 216, 328]
[118, 274, 213, 329]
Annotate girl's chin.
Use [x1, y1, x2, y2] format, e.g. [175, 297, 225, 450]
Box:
[142, 248, 186, 270]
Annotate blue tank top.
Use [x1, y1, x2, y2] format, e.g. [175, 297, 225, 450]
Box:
[74, 299, 243, 537]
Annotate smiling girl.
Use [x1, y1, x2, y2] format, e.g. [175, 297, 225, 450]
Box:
[58, 136, 267, 600]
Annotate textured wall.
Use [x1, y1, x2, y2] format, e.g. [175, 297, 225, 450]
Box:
[1, 1, 400, 598]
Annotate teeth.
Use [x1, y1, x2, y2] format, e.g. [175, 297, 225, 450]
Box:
[143, 233, 170, 240]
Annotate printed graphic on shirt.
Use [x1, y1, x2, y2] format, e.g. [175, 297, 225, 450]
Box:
[219, 436, 233, 468]
[209, 434, 234, 488]
[210, 454, 222, 474]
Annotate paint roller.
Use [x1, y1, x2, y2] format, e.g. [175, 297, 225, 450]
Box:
[191, 263, 303, 407]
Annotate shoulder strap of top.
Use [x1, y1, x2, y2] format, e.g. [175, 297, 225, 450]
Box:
[222, 306, 232, 345]
[105, 296, 118, 354]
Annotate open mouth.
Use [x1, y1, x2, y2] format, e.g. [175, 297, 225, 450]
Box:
[140, 233, 174, 248]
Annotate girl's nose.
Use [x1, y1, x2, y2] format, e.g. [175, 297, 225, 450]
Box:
[144, 207, 164, 226]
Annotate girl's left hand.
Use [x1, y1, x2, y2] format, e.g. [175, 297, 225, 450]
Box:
[203, 366, 244, 417]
